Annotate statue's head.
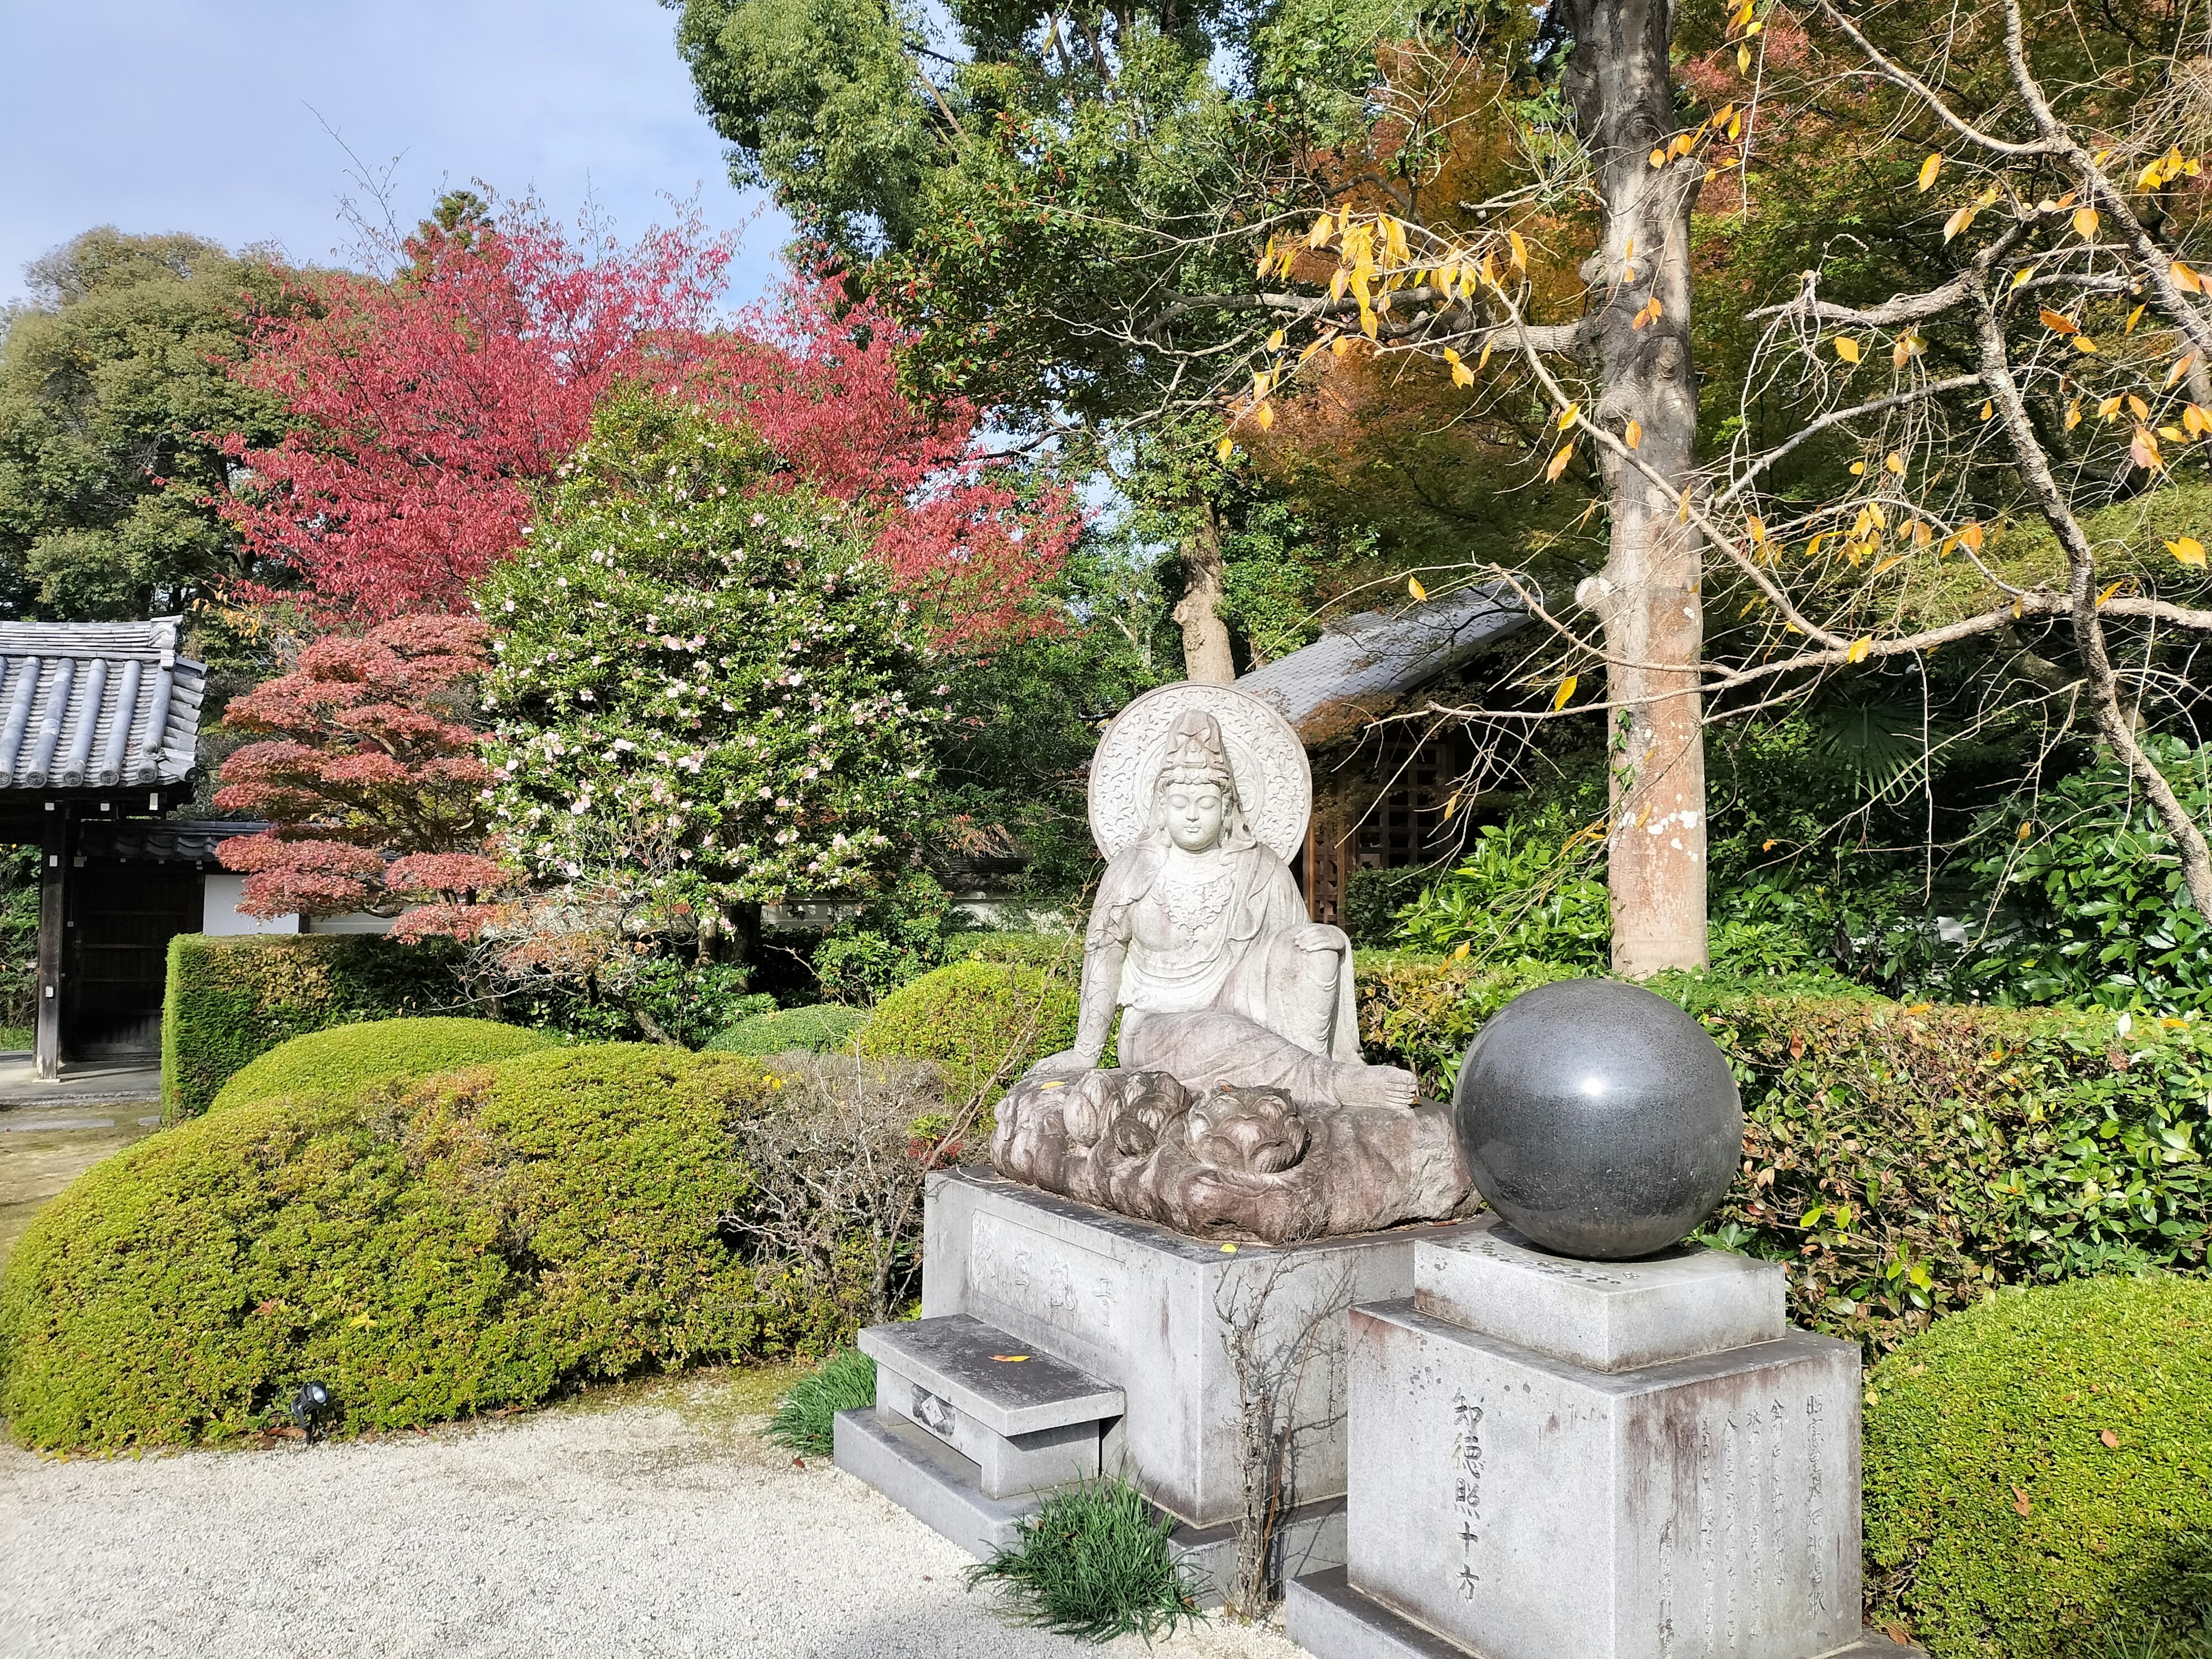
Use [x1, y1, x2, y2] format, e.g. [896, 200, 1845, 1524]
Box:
[1150, 710, 1248, 853]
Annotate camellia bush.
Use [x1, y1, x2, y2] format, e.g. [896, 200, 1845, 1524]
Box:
[479, 390, 942, 927]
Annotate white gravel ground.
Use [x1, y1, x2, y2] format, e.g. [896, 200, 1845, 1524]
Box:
[0, 1376, 1311, 1659]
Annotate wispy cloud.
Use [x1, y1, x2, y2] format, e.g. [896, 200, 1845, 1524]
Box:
[1, 0, 788, 304]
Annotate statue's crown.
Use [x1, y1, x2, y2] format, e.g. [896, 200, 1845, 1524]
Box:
[1160, 710, 1236, 787]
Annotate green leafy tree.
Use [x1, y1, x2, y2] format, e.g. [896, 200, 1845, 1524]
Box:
[0, 229, 304, 620]
[479, 389, 943, 959]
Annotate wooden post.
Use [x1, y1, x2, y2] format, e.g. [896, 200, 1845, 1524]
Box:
[34, 805, 68, 1081]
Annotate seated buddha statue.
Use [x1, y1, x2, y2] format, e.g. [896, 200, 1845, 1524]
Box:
[1028, 709, 1419, 1113]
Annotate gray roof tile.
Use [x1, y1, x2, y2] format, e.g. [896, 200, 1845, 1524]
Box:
[0, 618, 206, 791]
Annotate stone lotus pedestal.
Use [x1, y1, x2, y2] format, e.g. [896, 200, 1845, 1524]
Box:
[1287, 1218, 1919, 1659]
[833, 1168, 1493, 1599]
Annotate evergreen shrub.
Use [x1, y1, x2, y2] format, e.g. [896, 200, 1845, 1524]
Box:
[210, 1017, 554, 1112]
[703, 1003, 867, 1056]
[1355, 955, 2212, 1350]
[1863, 1277, 2212, 1658]
[0, 1045, 880, 1449]
[857, 960, 1080, 1107]
[161, 933, 471, 1118]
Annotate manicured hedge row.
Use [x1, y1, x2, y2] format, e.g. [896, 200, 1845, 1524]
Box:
[858, 959, 1080, 1110]
[0, 1046, 885, 1449]
[1863, 1276, 2212, 1658]
[211, 1018, 556, 1113]
[1355, 953, 2212, 1351]
[162, 933, 475, 1119]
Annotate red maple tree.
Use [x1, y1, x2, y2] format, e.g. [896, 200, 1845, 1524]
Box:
[214, 614, 504, 938]
[225, 210, 1077, 645]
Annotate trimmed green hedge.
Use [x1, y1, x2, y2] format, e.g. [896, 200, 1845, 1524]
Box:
[1865, 1277, 2212, 1658]
[703, 1003, 867, 1056]
[858, 960, 1080, 1108]
[1355, 955, 2212, 1351]
[0, 1044, 867, 1449]
[211, 1017, 556, 1113]
[162, 933, 474, 1119]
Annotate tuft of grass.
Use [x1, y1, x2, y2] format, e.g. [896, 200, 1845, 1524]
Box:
[763, 1347, 877, 1457]
[967, 1478, 1207, 1643]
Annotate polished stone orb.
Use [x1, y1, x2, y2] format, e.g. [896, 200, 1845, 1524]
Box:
[1451, 978, 1742, 1260]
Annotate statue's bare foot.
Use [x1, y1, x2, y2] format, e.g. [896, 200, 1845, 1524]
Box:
[1335, 1062, 1418, 1110]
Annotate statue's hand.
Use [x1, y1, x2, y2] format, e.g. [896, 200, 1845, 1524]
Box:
[1025, 1047, 1100, 1081]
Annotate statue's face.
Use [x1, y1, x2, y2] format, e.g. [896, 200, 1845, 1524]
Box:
[1161, 782, 1226, 852]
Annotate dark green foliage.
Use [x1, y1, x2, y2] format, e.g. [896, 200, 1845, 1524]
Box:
[162, 933, 473, 1119]
[967, 1478, 1207, 1643]
[857, 960, 1080, 1107]
[1863, 1278, 2212, 1659]
[1961, 737, 2212, 1013]
[704, 1003, 867, 1055]
[810, 870, 956, 1005]
[0, 844, 36, 1029]
[0, 228, 304, 623]
[763, 1345, 877, 1457]
[209, 1017, 556, 1113]
[1356, 957, 2211, 1351]
[0, 1046, 878, 1450]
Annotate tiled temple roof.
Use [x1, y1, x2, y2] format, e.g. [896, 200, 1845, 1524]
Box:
[1237, 581, 1529, 745]
[0, 618, 205, 791]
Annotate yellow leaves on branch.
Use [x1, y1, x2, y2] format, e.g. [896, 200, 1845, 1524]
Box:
[1509, 230, 1528, 272]
[2168, 352, 2202, 390]
[2072, 206, 2101, 239]
[1408, 575, 1428, 600]
[1551, 674, 1579, 712]
[1943, 185, 2001, 243]
[1847, 637, 1873, 664]
[1559, 404, 1580, 430]
[2131, 426, 2164, 471]
[2166, 536, 2207, 568]
[1917, 153, 1942, 192]
[1253, 401, 1276, 431]
[1624, 419, 1643, 449]
[2139, 147, 2202, 191]
[1545, 444, 1575, 482]
[1834, 336, 1862, 363]
[1632, 296, 1664, 330]
[2174, 259, 2206, 294]
[1442, 347, 1474, 388]
[2040, 308, 2080, 335]
[1215, 433, 1236, 463]
[1893, 332, 1926, 369]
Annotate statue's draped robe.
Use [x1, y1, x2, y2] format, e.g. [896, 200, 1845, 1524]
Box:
[1089, 833, 1359, 1110]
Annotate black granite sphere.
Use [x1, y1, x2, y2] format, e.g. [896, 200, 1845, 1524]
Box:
[1451, 978, 1741, 1259]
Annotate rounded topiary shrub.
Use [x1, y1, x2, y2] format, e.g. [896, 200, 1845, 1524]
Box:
[210, 1017, 556, 1113]
[856, 961, 1079, 1107]
[1865, 1277, 2212, 1658]
[0, 1045, 868, 1450]
[703, 1003, 867, 1056]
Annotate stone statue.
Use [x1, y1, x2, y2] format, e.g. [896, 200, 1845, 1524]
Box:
[993, 683, 1470, 1243]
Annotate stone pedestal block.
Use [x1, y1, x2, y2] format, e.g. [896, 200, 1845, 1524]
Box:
[921, 1169, 1493, 1529]
[1298, 1233, 1864, 1659]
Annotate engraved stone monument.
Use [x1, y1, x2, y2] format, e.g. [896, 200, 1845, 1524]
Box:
[1286, 984, 1919, 1659]
[834, 681, 1488, 1597]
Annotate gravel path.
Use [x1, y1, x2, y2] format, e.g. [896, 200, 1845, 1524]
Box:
[0, 1376, 1310, 1659]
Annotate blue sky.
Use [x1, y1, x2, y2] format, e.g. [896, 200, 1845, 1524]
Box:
[1, 0, 789, 307]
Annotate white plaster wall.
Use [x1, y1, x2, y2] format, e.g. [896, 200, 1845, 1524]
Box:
[201, 873, 299, 935]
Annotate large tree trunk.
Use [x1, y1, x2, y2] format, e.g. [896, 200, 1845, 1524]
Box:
[1174, 501, 1237, 683]
[1560, 0, 1710, 975]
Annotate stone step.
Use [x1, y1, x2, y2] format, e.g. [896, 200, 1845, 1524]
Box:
[831, 1408, 1039, 1559]
[1286, 1567, 1931, 1659]
[857, 1314, 1124, 1438]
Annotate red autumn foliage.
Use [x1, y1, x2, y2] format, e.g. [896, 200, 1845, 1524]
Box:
[223, 209, 730, 621]
[215, 615, 501, 933]
[225, 209, 1077, 646]
[682, 277, 1080, 646]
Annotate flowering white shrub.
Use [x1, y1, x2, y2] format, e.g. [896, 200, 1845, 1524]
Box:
[479, 393, 941, 908]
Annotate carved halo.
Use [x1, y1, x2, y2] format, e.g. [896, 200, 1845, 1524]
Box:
[1088, 682, 1313, 863]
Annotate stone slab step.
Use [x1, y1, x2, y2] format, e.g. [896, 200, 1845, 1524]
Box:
[1286, 1567, 1931, 1659]
[857, 1314, 1124, 1438]
[831, 1408, 1039, 1559]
